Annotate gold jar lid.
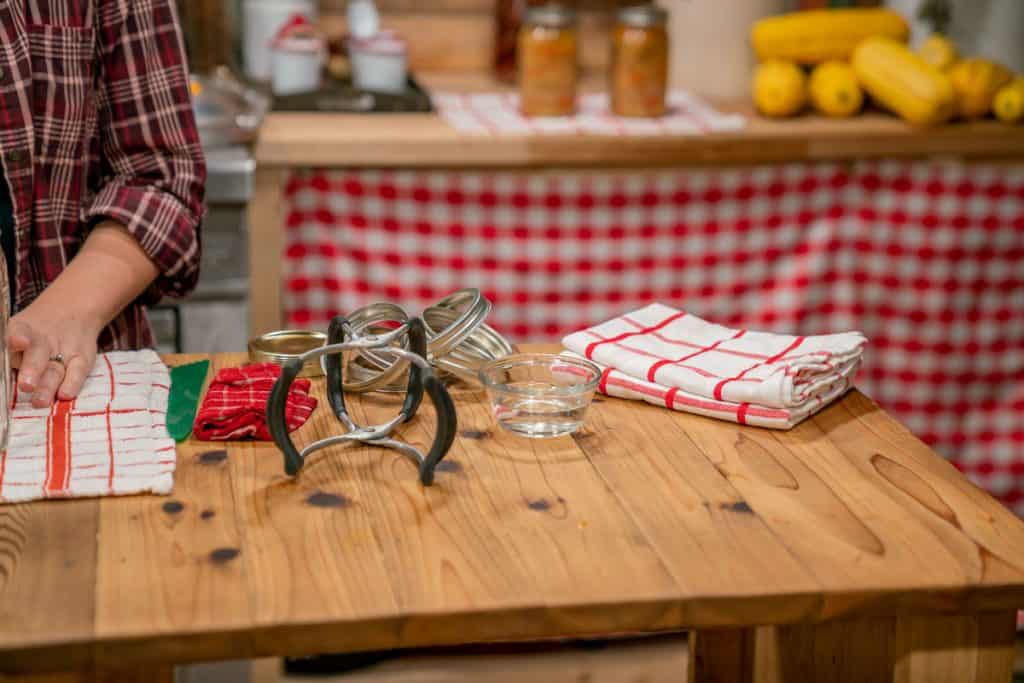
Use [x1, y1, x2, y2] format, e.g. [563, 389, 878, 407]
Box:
[249, 330, 327, 378]
[617, 4, 668, 28]
[525, 4, 577, 28]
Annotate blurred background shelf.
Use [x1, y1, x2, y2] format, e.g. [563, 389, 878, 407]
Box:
[255, 71, 1024, 168]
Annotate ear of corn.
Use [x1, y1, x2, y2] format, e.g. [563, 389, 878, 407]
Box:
[852, 36, 955, 125]
[752, 9, 909, 65]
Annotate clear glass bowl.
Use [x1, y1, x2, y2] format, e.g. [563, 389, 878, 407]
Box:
[478, 354, 601, 439]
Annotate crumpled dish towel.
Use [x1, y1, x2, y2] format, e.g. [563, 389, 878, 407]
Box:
[562, 303, 867, 429]
[193, 363, 317, 441]
[0, 350, 175, 503]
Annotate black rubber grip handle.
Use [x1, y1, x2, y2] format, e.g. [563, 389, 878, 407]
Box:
[325, 316, 351, 424]
[267, 358, 306, 476]
[418, 371, 458, 486]
[401, 318, 428, 421]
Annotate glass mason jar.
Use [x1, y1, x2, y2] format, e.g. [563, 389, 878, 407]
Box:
[611, 5, 670, 118]
[518, 5, 579, 117]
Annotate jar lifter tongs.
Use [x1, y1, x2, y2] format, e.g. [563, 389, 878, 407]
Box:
[266, 315, 458, 485]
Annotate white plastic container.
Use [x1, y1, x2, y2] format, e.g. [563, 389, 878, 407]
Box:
[347, 0, 381, 40]
[666, 0, 787, 101]
[350, 31, 408, 94]
[243, 0, 318, 81]
[271, 35, 324, 96]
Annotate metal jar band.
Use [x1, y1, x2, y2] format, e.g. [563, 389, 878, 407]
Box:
[342, 288, 513, 392]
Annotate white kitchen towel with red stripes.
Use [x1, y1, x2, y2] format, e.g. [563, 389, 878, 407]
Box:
[0, 350, 175, 503]
[562, 303, 867, 428]
[434, 91, 746, 137]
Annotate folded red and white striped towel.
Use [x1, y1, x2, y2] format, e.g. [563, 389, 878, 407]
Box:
[562, 303, 867, 429]
[0, 350, 175, 503]
[193, 363, 317, 441]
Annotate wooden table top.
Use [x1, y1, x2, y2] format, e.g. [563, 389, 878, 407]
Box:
[255, 72, 1024, 168]
[3, 349, 1024, 674]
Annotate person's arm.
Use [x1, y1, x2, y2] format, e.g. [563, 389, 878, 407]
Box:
[9, 222, 159, 405]
[9, 0, 204, 408]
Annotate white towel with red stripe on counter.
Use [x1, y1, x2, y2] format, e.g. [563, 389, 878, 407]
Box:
[562, 303, 867, 429]
[0, 350, 175, 503]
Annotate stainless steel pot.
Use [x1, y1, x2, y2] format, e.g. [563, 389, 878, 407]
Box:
[191, 67, 269, 148]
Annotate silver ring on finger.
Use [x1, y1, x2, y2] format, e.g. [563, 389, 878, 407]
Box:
[49, 353, 66, 369]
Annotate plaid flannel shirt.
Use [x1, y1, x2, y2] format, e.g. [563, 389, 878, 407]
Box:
[0, 0, 204, 350]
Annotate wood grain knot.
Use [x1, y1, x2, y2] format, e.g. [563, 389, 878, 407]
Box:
[435, 460, 462, 473]
[573, 429, 599, 445]
[200, 509, 216, 520]
[720, 501, 753, 514]
[306, 491, 350, 508]
[162, 501, 185, 515]
[870, 453, 958, 526]
[209, 547, 240, 564]
[198, 450, 228, 465]
[527, 499, 552, 511]
[460, 429, 488, 440]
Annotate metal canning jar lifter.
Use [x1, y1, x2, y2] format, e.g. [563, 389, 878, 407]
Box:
[266, 316, 457, 485]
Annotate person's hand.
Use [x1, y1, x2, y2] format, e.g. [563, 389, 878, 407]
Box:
[7, 302, 100, 408]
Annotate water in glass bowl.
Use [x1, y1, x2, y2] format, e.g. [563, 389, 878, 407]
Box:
[490, 381, 594, 438]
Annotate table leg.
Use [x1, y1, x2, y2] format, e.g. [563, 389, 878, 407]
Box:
[688, 628, 755, 683]
[248, 166, 286, 337]
[689, 611, 1016, 683]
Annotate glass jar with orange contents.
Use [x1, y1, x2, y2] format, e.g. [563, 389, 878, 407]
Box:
[611, 5, 670, 118]
[518, 5, 578, 117]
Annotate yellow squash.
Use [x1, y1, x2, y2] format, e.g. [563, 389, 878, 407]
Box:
[993, 78, 1024, 124]
[751, 8, 909, 65]
[752, 60, 807, 118]
[809, 61, 864, 117]
[852, 36, 955, 125]
[949, 58, 1014, 119]
[918, 34, 959, 71]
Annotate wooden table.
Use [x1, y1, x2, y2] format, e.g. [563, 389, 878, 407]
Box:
[2, 350, 1023, 683]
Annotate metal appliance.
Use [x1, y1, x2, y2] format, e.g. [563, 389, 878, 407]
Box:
[148, 72, 263, 354]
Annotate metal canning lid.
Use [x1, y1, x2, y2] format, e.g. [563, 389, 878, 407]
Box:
[617, 4, 668, 28]
[249, 330, 327, 377]
[525, 4, 577, 28]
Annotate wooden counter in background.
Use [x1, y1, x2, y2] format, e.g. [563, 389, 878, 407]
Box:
[255, 73, 1024, 168]
[249, 71, 1024, 336]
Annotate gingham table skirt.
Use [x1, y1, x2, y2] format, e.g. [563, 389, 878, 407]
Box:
[283, 161, 1024, 514]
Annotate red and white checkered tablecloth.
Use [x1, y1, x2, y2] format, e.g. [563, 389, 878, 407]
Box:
[282, 161, 1024, 514]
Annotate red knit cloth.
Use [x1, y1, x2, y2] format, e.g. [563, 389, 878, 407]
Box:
[194, 364, 317, 441]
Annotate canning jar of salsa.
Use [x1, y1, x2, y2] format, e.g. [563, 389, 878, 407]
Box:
[518, 5, 578, 117]
[611, 5, 669, 117]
